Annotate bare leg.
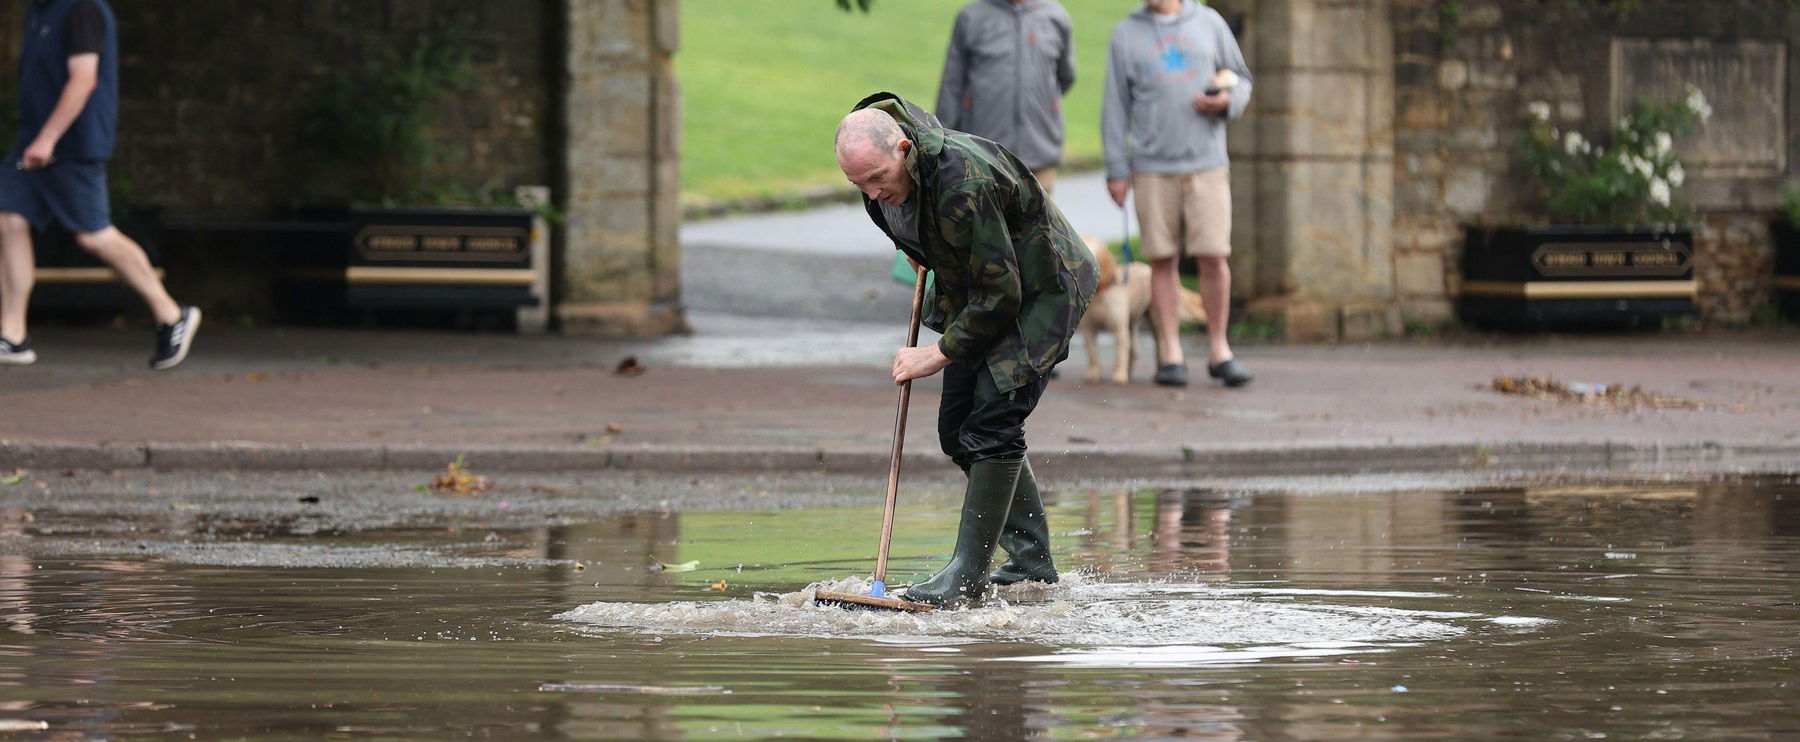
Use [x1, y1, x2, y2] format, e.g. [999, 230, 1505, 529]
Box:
[75, 226, 179, 325]
[0, 213, 33, 343]
[1148, 256, 1183, 366]
[1196, 255, 1232, 364]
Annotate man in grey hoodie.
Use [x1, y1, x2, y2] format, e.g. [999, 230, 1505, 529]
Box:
[936, 0, 1074, 193]
[1101, 0, 1253, 388]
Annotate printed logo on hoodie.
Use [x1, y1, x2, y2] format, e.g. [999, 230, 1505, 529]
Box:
[1154, 32, 1200, 83]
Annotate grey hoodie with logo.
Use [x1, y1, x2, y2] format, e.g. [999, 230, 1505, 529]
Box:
[1101, 0, 1251, 181]
[935, 0, 1075, 172]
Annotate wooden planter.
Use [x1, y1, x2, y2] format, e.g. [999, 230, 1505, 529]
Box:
[1772, 220, 1800, 322]
[159, 206, 549, 331]
[340, 206, 544, 321]
[1459, 225, 1697, 329]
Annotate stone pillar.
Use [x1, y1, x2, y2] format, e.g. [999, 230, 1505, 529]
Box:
[1218, 0, 1398, 341]
[556, 0, 686, 336]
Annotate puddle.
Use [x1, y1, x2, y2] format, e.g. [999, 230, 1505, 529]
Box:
[0, 473, 1795, 739]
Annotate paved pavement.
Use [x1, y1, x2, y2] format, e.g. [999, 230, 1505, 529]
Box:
[3, 320, 1796, 478]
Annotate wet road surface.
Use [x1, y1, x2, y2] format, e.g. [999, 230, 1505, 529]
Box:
[0, 471, 1795, 739]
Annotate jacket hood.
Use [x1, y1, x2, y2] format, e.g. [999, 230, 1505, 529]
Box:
[982, 0, 1050, 11]
[1129, 0, 1201, 23]
[851, 92, 946, 157]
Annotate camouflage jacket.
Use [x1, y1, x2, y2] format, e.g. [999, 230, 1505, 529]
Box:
[853, 92, 1098, 394]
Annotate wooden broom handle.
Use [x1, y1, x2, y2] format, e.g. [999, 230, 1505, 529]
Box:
[874, 269, 927, 583]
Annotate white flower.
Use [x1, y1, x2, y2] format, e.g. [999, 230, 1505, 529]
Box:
[1685, 88, 1713, 121]
[1669, 162, 1685, 187]
[1527, 101, 1552, 122]
[1564, 131, 1588, 155]
[1632, 156, 1655, 178]
[1649, 178, 1671, 207]
[1654, 132, 1673, 154]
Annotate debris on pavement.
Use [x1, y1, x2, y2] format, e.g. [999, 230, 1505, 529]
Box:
[1491, 376, 1705, 410]
[426, 454, 491, 494]
[616, 356, 646, 376]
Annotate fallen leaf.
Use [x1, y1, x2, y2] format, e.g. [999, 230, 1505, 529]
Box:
[710, 580, 728, 590]
[653, 560, 700, 573]
[605, 422, 624, 434]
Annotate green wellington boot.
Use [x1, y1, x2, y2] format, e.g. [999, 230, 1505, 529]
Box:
[988, 460, 1059, 586]
[901, 457, 1022, 606]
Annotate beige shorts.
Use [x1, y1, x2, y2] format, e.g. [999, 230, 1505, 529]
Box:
[1031, 166, 1058, 195]
[1133, 169, 1231, 260]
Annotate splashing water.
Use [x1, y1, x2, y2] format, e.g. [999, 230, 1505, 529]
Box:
[555, 573, 1485, 654]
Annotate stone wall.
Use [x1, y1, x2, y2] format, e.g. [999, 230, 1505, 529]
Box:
[2, 1, 554, 217]
[0, 1, 683, 336]
[555, 0, 685, 336]
[1214, 0, 1401, 341]
[1391, 0, 1794, 324]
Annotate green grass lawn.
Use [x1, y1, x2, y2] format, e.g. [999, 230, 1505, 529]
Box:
[677, 1, 1139, 208]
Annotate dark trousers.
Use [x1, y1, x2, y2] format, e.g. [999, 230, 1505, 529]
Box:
[937, 361, 1048, 471]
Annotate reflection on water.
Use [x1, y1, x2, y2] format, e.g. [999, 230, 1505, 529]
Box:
[0, 476, 1795, 740]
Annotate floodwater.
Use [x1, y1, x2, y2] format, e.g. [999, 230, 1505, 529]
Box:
[1, 475, 1796, 740]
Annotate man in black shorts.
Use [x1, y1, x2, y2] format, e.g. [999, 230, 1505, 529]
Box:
[0, 0, 198, 368]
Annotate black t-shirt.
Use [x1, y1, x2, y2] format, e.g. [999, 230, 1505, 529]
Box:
[64, 0, 106, 56]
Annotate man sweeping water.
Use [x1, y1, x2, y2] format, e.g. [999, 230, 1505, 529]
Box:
[834, 93, 1097, 607]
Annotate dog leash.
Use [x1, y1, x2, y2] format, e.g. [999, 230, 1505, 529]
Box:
[1120, 203, 1134, 283]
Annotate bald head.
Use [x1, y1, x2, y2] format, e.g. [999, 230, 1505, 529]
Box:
[835, 109, 905, 164]
[835, 109, 915, 206]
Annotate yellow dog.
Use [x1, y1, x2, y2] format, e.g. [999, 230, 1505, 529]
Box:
[1078, 237, 1206, 385]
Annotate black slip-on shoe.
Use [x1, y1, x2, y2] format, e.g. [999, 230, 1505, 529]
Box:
[0, 336, 36, 366]
[1153, 363, 1188, 387]
[150, 306, 202, 370]
[1207, 358, 1253, 387]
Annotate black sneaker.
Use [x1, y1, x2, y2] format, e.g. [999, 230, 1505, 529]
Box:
[0, 336, 36, 365]
[1153, 363, 1188, 387]
[150, 306, 202, 370]
[1207, 358, 1254, 387]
